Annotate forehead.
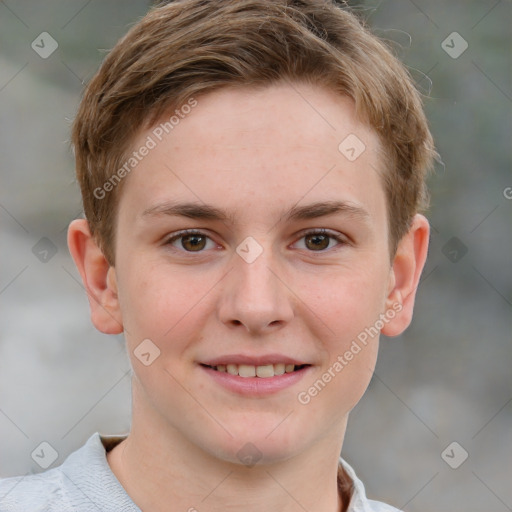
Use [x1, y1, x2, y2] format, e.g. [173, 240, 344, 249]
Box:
[160, 82, 377, 164]
[118, 82, 386, 226]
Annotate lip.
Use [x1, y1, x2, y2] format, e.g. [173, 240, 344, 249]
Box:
[199, 362, 312, 397]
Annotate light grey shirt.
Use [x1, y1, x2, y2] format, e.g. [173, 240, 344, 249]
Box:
[0, 433, 402, 511]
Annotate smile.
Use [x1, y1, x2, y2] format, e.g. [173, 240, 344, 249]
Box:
[202, 363, 309, 378]
[199, 360, 312, 396]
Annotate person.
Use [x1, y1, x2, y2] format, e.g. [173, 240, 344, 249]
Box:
[0, 0, 438, 510]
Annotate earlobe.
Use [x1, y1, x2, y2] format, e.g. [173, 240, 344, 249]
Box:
[67, 219, 123, 334]
[381, 214, 430, 337]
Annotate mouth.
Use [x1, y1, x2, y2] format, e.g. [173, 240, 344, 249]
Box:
[200, 363, 310, 378]
[199, 355, 312, 395]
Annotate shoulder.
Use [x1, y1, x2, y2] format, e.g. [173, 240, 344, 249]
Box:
[0, 432, 133, 512]
[340, 456, 403, 512]
[0, 468, 67, 512]
[365, 499, 403, 512]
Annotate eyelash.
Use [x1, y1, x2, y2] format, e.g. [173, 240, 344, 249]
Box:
[164, 228, 348, 253]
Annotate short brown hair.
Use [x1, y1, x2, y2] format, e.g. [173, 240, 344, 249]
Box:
[72, 0, 437, 265]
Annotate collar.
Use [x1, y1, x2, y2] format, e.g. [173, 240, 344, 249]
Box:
[94, 433, 391, 512]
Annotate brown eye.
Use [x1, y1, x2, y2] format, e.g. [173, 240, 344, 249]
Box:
[293, 229, 346, 252]
[180, 234, 207, 251]
[304, 233, 330, 251]
[166, 230, 216, 252]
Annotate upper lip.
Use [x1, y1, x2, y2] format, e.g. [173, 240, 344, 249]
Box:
[200, 354, 310, 366]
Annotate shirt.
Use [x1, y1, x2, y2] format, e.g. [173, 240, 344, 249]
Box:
[0, 433, 402, 511]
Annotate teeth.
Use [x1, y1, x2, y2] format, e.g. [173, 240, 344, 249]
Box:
[256, 364, 274, 378]
[210, 363, 302, 378]
[274, 363, 285, 375]
[238, 364, 256, 378]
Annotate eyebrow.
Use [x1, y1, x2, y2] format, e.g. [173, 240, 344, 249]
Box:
[141, 200, 370, 224]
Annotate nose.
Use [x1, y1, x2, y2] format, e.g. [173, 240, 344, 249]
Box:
[216, 244, 294, 335]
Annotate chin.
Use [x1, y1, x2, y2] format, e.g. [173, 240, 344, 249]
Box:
[201, 415, 312, 467]
[212, 440, 298, 468]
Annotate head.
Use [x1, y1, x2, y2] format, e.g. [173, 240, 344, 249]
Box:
[68, 0, 436, 466]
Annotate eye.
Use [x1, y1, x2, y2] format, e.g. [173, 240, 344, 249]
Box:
[293, 229, 347, 252]
[164, 228, 347, 253]
[165, 230, 217, 252]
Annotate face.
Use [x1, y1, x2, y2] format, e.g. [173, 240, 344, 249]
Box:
[111, 82, 397, 464]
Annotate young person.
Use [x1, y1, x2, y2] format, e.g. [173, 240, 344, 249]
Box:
[0, 1, 437, 510]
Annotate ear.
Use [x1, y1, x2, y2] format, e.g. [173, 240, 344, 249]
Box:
[67, 219, 123, 334]
[381, 214, 429, 337]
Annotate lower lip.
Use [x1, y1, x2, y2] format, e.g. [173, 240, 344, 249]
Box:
[200, 365, 311, 396]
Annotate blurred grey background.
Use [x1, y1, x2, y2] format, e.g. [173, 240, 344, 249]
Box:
[0, 1, 511, 511]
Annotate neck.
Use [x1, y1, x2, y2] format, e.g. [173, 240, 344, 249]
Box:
[107, 383, 348, 512]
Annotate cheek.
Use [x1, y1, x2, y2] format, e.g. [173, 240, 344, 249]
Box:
[296, 275, 382, 423]
[117, 262, 212, 352]
[118, 265, 214, 410]
[302, 263, 388, 344]
[294, 264, 385, 406]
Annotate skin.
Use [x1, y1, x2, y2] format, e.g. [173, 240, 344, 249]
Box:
[68, 81, 429, 512]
